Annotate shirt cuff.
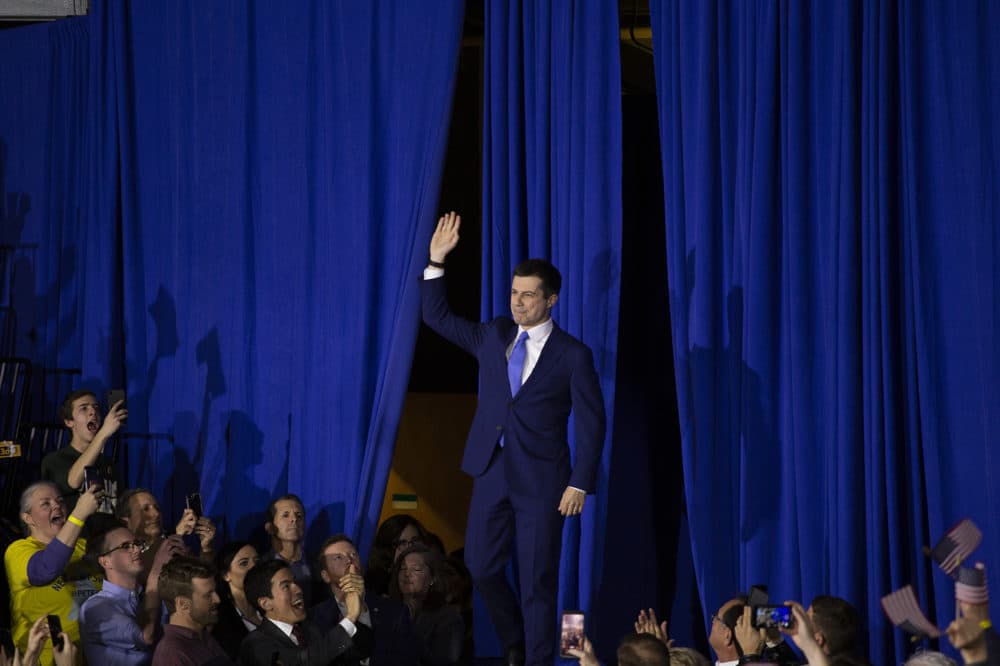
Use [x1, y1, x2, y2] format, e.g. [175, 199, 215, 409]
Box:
[339, 617, 357, 637]
[568, 486, 587, 494]
[423, 266, 445, 280]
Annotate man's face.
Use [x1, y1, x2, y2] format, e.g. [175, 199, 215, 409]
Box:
[269, 499, 305, 544]
[262, 567, 306, 624]
[64, 394, 102, 445]
[99, 527, 145, 578]
[127, 492, 163, 540]
[510, 275, 557, 329]
[320, 540, 362, 590]
[708, 599, 740, 656]
[22, 484, 66, 542]
[188, 576, 221, 629]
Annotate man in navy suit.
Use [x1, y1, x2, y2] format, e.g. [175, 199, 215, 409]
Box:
[420, 212, 606, 666]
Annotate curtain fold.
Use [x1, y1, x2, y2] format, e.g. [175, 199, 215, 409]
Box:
[1, 0, 464, 556]
[481, 0, 623, 650]
[652, 1, 1000, 663]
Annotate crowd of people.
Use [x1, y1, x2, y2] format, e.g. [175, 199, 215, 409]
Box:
[2, 390, 997, 666]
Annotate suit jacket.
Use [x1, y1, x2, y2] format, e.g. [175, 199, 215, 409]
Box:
[420, 276, 605, 497]
[238, 617, 372, 666]
[308, 594, 417, 666]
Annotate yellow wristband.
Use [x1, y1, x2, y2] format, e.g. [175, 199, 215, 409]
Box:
[980, 620, 992, 630]
[67, 515, 84, 527]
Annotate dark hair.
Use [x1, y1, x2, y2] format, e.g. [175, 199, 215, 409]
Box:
[245, 560, 289, 615]
[366, 514, 429, 595]
[513, 258, 562, 298]
[215, 540, 256, 601]
[159, 556, 217, 614]
[266, 494, 305, 523]
[388, 543, 448, 612]
[315, 533, 355, 574]
[617, 633, 670, 666]
[86, 524, 131, 564]
[720, 595, 748, 630]
[60, 389, 97, 423]
[116, 487, 155, 521]
[810, 595, 862, 657]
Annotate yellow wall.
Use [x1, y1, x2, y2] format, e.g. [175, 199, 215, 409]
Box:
[378, 392, 476, 554]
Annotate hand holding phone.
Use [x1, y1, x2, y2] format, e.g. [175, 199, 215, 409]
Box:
[560, 610, 585, 658]
[47, 615, 64, 650]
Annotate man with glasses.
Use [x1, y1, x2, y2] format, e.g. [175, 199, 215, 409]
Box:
[707, 598, 746, 666]
[80, 525, 185, 664]
[311, 534, 415, 666]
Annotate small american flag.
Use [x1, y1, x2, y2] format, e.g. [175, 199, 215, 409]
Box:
[929, 519, 982, 576]
[881, 585, 940, 638]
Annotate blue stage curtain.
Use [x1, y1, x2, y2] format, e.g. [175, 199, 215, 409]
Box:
[1, 0, 464, 554]
[652, 1, 1000, 663]
[481, 0, 623, 654]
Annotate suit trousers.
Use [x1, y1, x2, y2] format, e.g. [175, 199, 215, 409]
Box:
[464, 445, 565, 666]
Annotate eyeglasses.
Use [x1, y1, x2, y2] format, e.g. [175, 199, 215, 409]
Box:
[100, 539, 149, 557]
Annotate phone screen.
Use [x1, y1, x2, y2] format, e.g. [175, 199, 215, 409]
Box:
[560, 611, 585, 658]
[186, 492, 203, 518]
[84, 465, 104, 492]
[47, 615, 63, 649]
[752, 605, 792, 629]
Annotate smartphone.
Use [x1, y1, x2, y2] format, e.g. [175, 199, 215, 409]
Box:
[560, 610, 585, 658]
[751, 605, 793, 629]
[107, 389, 126, 412]
[749, 584, 769, 607]
[47, 614, 63, 650]
[83, 465, 104, 492]
[185, 492, 203, 518]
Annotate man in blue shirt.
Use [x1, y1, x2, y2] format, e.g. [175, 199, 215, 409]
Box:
[80, 525, 184, 664]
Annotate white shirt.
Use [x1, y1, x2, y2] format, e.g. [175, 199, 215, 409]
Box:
[269, 616, 356, 645]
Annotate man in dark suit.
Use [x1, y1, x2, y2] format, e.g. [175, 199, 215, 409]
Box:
[420, 212, 606, 666]
[239, 560, 372, 666]
[309, 534, 418, 665]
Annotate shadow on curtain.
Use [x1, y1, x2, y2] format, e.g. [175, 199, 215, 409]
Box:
[651, 1, 1000, 663]
[0, 0, 465, 558]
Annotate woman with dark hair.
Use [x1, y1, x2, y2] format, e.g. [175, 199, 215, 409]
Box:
[366, 514, 429, 596]
[389, 543, 465, 666]
[211, 540, 261, 660]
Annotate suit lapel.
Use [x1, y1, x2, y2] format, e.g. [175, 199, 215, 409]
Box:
[517, 322, 567, 394]
[262, 619, 299, 648]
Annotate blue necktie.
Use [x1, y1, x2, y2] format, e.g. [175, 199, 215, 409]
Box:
[507, 331, 529, 395]
[500, 331, 528, 448]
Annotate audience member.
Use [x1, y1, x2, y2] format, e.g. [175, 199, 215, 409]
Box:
[4, 481, 104, 664]
[262, 494, 315, 606]
[618, 633, 672, 666]
[905, 652, 958, 666]
[707, 597, 745, 666]
[152, 556, 232, 666]
[40, 389, 126, 514]
[239, 559, 372, 665]
[212, 541, 261, 661]
[79, 525, 182, 664]
[389, 544, 465, 666]
[117, 488, 215, 579]
[366, 514, 429, 597]
[669, 646, 712, 666]
[311, 534, 418, 666]
[808, 595, 865, 662]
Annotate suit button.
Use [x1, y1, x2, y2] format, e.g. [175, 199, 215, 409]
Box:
[496, 425, 502, 431]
